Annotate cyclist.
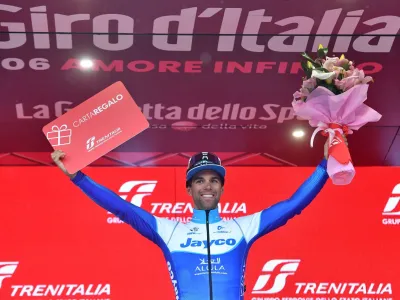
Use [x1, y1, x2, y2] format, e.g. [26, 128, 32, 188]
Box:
[52, 139, 334, 300]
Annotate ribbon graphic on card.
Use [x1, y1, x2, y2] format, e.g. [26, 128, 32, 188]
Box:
[291, 45, 382, 185]
[46, 124, 72, 146]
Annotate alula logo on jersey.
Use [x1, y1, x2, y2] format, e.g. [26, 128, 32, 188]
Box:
[180, 238, 237, 249]
[251, 259, 393, 298]
[194, 257, 227, 276]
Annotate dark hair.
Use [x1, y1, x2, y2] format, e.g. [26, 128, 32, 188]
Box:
[186, 172, 225, 188]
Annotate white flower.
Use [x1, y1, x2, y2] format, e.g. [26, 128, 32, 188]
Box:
[311, 69, 336, 80]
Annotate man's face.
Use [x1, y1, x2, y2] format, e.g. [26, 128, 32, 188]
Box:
[187, 170, 224, 210]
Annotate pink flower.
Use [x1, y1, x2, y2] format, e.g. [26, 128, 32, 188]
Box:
[293, 87, 310, 101]
[335, 69, 373, 92]
[292, 99, 306, 110]
[336, 58, 349, 67]
[323, 57, 339, 71]
[302, 77, 317, 90]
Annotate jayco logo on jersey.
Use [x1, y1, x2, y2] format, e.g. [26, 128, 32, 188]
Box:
[180, 238, 236, 249]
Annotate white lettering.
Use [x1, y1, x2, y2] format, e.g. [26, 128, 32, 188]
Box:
[72, 94, 124, 127]
[54, 14, 90, 49]
[31, 6, 50, 49]
[294, 283, 393, 295]
[160, 203, 173, 213]
[0, 7, 397, 53]
[153, 8, 197, 51]
[172, 203, 185, 213]
[148, 202, 246, 215]
[0, 5, 26, 49]
[1, 58, 24, 70]
[11, 285, 23, 297]
[353, 16, 400, 52]
[93, 14, 134, 51]
[11, 284, 111, 297]
[268, 16, 314, 52]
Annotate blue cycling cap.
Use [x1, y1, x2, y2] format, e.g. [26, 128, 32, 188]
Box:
[186, 152, 225, 186]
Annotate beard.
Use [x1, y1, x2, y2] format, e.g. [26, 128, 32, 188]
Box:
[194, 195, 220, 210]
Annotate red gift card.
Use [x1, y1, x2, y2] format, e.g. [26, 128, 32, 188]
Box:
[42, 81, 149, 174]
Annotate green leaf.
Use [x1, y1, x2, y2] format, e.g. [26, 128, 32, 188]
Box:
[301, 52, 320, 67]
[317, 47, 328, 58]
[317, 81, 342, 95]
[301, 60, 312, 78]
[342, 63, 350, 71]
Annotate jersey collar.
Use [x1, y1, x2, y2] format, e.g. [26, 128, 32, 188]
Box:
[191, 207, 222, 224]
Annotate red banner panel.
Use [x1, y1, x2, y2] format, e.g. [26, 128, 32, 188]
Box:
[1, 166, 399, 300]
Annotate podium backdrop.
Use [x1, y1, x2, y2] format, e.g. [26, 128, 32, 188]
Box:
[1, 165, 399, 300]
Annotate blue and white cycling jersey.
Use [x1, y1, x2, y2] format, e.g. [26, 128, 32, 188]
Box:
[71, 159, 328, 300]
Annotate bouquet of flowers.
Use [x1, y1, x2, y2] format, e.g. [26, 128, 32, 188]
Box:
[292, 44, 382, 185]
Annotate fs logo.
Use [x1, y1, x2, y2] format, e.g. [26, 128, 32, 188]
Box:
[252, 259, 300, 294]
[0, 262, 18, 288]
[86, 136, 96, 151]
[383, 184, 400, 216]
[118, 181, 158, 206]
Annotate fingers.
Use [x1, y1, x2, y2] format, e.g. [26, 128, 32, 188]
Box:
[342, 134, 349, 147]
[51, 150, 65, 162]
[50, 150, 77, 179]
[51, 150, 67, 170]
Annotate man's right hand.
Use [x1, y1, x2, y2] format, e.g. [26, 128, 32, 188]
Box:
[51, 150, 77, 180]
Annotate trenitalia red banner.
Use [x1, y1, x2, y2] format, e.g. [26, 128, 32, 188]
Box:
[1, 0, 400, 166]
[1, 166, 399, 300]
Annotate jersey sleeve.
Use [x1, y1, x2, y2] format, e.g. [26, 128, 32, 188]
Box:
[234, 158, 328, 245]
[71, 171, 178, 247]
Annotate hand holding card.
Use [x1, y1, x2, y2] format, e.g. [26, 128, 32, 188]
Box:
[43, 81, 149, 174]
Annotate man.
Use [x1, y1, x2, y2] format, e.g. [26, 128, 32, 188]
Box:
[51, 140, 333, 300]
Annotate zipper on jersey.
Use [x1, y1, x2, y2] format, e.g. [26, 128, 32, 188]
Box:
[205, 210, 213, 300]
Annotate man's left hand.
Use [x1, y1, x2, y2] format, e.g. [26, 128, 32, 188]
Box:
[324, 134, 348, 159]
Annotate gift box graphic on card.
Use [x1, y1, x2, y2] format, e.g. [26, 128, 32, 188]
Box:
[46, 124, 72, 146]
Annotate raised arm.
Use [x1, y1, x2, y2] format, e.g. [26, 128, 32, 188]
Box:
[72, 171, 170, 244]
[51, 150, 178, 247]
[234, 159, 329, 245]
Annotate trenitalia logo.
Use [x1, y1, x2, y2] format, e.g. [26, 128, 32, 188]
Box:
[107, 180, 158, 223]
[107, 180, 246, 224]
[252, 259, 300, 294]
[0, 262, 18, 288]
[251, 259, 393, 296]
[118, 181, 158, 206]
[382, 184, 400, 226]
[115, 180, 246, 215]
[383, 184, 400, 215]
